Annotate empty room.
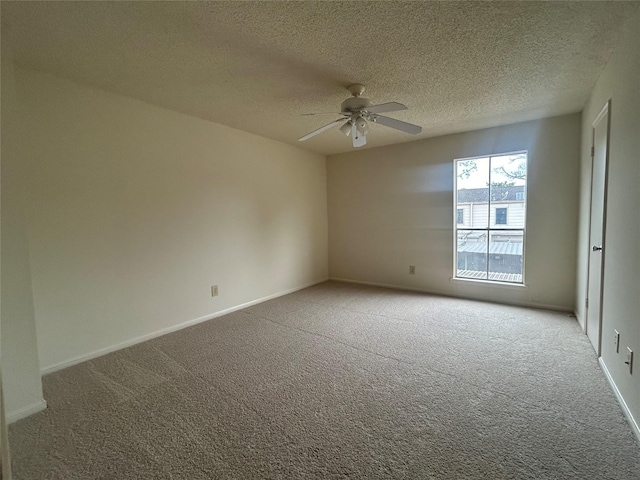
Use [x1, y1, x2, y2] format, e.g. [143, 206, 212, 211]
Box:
[1, 2, 639, 479]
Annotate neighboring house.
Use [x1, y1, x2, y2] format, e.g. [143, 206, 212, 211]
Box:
[456, 185, 526, 238]
[456, 186, 526, 279]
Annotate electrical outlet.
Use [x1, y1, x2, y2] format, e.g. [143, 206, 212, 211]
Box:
[211, 285, 219, 297]
[625, 347, 633, 374]
[409, 265, 415, 275]
[614, 330, 620, 353]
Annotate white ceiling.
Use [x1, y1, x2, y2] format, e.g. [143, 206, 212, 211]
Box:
[2, 1, 638, 156]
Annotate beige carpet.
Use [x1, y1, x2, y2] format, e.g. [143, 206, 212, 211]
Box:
[9, 281, 640, 479]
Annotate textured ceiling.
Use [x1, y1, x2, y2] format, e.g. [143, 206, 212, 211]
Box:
[2, 1, 638, 156]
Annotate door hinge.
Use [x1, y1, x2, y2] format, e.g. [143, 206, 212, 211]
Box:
[591, 146, 595, 157]
[585, 298, 589, 308]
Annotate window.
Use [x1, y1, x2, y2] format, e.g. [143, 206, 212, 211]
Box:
[454, 152, 527, 283]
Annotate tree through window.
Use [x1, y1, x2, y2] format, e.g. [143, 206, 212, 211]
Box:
[454, 152, 527, 283]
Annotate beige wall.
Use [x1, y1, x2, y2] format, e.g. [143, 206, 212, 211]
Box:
[576, 11, 640, 429]
[1, 57, 45, 420]
[11, 67, 328, 375]
[328, 114, 580, 310]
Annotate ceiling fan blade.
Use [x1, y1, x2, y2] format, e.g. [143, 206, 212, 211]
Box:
[365, 102, 408, 114]
[298, 119, 344, 141]
[301, 112, 343, 116]
[351, 123, 367, 147]
[374, 115, 422, 135]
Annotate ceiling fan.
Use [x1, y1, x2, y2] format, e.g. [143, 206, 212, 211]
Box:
[298, 84, 422, 148]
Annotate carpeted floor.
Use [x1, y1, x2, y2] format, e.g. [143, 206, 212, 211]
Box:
[9, 281, 640, 479]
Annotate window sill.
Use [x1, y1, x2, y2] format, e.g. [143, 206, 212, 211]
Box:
[449, 277, 528, 290]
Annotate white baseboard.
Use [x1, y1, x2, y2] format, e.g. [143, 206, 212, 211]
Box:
[330, 277, 573, 312]
[7, 399, 47, 424]
[41, 278, 328, 375]
[599, 357, 640, 443]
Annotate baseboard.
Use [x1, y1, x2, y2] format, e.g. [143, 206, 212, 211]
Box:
[6, 399, 47, 424]
[330, 277, 574, 313]
[41, 278, 328, 375]
[599, 357, 640, 443]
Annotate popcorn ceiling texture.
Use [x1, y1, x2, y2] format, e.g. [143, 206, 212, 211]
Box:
[2, 1, 638, 155]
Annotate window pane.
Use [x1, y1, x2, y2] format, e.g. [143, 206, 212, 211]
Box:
[456, 157, 489, 228]
[488, 231, 523, 282]
[489, 154, 527, 230]
[457, 230, 488, 280]
[457, 208, 464, 225]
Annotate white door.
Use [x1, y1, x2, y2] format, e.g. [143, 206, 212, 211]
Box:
[586, 101, 610, 355]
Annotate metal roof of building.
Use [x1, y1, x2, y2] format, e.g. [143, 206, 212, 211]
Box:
[457, 186, 525, 203]
[458, 242, 523, 255]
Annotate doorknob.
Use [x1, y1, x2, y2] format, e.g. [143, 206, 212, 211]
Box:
[592, 245, 603, 252]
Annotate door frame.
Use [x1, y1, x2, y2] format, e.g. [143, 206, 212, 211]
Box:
[584, 100, 611, 356]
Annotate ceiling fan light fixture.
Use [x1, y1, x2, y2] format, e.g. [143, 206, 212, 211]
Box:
[339, 121, 352, 136]
[355, 116, 369, 135]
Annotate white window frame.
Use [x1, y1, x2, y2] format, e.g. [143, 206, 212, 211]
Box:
[453, 151, 528, 285]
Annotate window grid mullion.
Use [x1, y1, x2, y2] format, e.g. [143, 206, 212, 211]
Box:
[486, 156, 492, 280]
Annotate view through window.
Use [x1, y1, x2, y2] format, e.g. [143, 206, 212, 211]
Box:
[454, 152, 527, 283]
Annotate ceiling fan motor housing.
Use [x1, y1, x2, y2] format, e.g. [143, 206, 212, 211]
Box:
[341, 96, 372, 113]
